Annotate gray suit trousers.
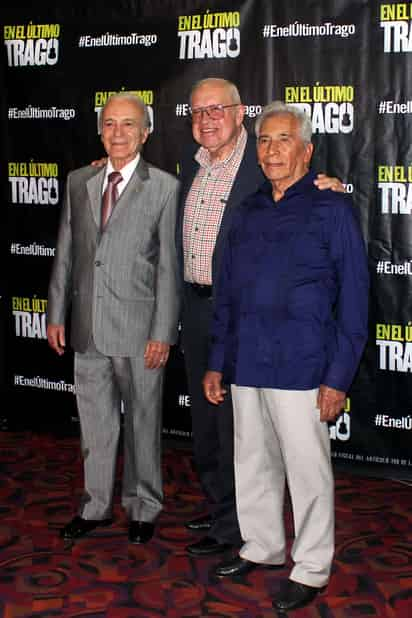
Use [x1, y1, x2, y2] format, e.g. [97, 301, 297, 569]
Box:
[74, 340, 163, 522]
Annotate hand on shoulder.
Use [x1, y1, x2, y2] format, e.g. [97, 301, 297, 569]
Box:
[314, 173, 345, 193]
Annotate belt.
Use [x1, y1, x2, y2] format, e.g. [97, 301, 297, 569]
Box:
[188, 282, 213, 298]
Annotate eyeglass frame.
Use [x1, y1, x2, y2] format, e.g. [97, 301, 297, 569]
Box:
[188, 103, 240, 122]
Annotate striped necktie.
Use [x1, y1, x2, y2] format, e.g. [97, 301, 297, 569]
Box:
[101, 171, 122, 230]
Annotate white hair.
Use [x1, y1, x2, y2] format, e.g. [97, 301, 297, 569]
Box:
[100, 92, 151, 131]
[190, 77, 241, 105]
[255, 101, 312, 144]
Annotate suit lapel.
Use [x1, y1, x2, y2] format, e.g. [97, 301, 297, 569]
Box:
[212, 137, 263, 280]
[109, 157, 149, 225]
[86, 167, 106, 228]
[97, 158, 149, 230]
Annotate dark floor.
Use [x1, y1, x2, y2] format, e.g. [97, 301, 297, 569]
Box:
[0, 431, 411, 617]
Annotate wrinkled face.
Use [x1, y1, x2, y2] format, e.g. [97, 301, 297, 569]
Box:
[190, 82, 244, 161]
[101, 98, 149, 168]
[257, 113, 313, 191]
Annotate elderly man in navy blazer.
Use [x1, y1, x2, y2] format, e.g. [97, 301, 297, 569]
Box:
[203, 101, 368, 612]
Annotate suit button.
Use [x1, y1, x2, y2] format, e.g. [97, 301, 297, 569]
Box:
[95, 260, 101, 266]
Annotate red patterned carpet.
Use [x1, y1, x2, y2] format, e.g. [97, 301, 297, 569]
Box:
[0, 431, 411, 617]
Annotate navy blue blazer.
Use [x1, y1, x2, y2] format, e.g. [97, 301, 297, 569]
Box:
[176, 134, 264, 289]
[208, 172, 369, 393]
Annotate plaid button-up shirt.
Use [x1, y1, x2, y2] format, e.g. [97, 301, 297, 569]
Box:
[183, 126, 247, 285]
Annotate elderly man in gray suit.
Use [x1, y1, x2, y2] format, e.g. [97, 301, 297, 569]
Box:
[47, 93, 180, 544]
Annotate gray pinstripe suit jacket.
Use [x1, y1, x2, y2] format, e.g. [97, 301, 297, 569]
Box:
[48, 157, 180, 356]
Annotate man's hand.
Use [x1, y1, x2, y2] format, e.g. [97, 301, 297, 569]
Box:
[317, 385, 346, 422]
[203, 371, 227, 405]
[91, 157, 107, 168]
[47, 324, 66, 356]
[314, 173, 345, 192]
[144, 340, 170, 369]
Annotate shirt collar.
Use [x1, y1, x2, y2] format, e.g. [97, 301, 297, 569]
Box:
[105, 153, 140, 186]
[260, 170, 317, 201]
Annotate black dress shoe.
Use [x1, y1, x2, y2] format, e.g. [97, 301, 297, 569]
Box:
[60, 515, 113, 540]
[214, 556, 259, 577]
[186, 535, 232, 556]
[185, 514, 213, 531]
[213, 555, 285, 577]
[128, 521, 155, 544]
[273, 579, 324, 611]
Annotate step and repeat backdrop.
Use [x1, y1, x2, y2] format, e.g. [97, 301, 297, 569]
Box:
[2, 0, 412, 479]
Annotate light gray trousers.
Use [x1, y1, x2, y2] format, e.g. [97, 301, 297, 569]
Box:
[74, 342, 163, 522]
[231, 385, 334, 588]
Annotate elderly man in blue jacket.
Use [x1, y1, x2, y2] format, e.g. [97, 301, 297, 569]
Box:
[203, 101, 369, 612]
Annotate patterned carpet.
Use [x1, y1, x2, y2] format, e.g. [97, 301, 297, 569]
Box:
[0, 431, 411, 617]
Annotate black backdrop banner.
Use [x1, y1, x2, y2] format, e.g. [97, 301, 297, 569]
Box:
[2, 1, 412, 479]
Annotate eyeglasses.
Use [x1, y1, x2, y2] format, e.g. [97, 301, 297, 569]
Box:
[189, 104, 239, 122]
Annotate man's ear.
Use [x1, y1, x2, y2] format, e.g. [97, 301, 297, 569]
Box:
[304, 142, 314, 166]
[141, 128, 150, 145]
[236, 104, 246, 126]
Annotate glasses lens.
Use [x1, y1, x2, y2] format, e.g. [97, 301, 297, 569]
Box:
[190, 105, 225, 121]
[208, 106, 224, 119]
